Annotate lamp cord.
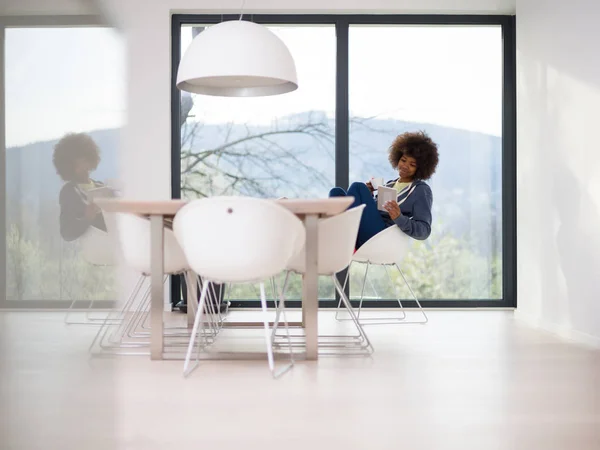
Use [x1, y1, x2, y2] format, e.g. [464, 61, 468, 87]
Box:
[239, 0, 246, 20]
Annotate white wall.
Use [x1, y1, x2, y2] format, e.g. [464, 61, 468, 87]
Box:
[107, 0, 516, 16]
[516, 0, 600, 345]
[0, 0, 95, 16]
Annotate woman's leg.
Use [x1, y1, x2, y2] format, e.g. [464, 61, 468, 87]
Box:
[346, 182, 388, 248]
[330, 182, 388, 248]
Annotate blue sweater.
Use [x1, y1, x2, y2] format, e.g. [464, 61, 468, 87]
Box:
[379, 178, 433, 240]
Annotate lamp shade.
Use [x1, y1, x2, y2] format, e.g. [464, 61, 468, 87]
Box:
[176, 20, 298, 97]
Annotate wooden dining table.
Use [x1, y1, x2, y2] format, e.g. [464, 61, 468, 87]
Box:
[96, 197, 353, 361]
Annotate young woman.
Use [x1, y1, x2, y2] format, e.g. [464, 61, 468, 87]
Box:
[53, 133, 107, 242]
[329, 130, 439, 248]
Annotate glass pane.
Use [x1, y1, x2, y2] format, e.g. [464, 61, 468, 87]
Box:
[348, 25, 503, 301]
[5, 28, 125, 302]
[179, 24, 336, 301]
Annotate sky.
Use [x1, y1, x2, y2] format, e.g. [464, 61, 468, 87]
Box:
[4, 24, 501, 148]
[4, 27, 126, 148]
[181, 24, 502, 136]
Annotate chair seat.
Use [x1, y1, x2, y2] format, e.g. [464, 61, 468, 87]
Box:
[353, 225, 412, 265]
[337, 224, 428, 325]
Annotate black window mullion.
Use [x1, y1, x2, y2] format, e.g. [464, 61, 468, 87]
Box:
[170, 14, 182, 307]
[333, 18, 350, 307]
[501, 16, 517, 308]
[335, 18, 349, 192]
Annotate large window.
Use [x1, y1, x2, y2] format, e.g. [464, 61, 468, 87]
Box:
[172, 15, 516, 308]
[2, 24, 125, 306]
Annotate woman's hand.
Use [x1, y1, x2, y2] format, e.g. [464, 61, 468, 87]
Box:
[384, 200, 401, 220]
[366, 180, 375, 193]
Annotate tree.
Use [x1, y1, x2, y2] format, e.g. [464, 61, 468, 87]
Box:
[180, 112, 335, 199]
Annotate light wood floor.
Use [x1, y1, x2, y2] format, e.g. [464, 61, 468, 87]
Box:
[0, 311, 599, 450]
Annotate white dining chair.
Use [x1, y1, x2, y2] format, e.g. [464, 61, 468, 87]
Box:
[89, 213, 220, 355]
[173, 196, 305, 378]
[336, 226, 428, 325]
[276, 204, 373, 355]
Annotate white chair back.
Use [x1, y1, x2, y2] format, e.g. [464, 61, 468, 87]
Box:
[352, 225, 413, 265]
[173, 196, 305, 283]
[286, 205, 365, 275]
[79, 226, 118, 266]
[114, 213, 188, 275]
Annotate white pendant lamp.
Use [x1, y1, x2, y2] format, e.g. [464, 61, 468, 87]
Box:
[176, 20, 298, 97]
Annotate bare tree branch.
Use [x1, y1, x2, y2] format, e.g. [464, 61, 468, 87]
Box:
[179, 112, 335, 199]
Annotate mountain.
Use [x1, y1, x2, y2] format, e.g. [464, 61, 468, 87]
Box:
[6, 113, 502, 256]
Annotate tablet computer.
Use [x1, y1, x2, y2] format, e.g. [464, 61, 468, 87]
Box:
[377, 186, 397, 211]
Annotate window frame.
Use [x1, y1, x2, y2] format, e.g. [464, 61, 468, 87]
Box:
[170, 13, 517, 309]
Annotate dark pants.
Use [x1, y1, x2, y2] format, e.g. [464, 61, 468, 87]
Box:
[329, 182, 389, 248]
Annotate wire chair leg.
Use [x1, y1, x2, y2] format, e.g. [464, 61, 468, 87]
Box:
[183, 281, 210, 377]
[356, 262, 370, 320]
[395, 263, 428, 324]
[260, 281, 293, 378]
[383, 264, 407, 320]
[336, 261, 370, 322]
[89, 275, 146, 353]
[335, 264, 352, 321]
[270, 277, 279, 308]
[332, 276, 373, 354]
[271, 272, 291, 345]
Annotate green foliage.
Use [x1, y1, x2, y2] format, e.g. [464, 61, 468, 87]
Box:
[6, 223, 116, 302]
[392, 232, 502, 300]
[223, 231, 502, 302]
[6, 224, 47, 301]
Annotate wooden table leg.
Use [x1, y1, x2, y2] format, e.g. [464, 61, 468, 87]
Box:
[302, 214, 319, 360]
[150, 215, 165, 360]
[186, 271, 197, 329]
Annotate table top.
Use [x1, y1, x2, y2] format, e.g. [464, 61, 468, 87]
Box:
[96, 197, 353, 217]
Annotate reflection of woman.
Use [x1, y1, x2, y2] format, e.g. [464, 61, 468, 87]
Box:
[329, 131, 439, 248]
[53, 133, 107, 241]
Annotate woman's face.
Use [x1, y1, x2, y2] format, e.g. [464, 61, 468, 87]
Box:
[397, 154, 418, 180]
[73, 157, 93, 182]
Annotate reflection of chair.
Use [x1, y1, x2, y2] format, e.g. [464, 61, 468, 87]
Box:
[174, 197, 305, 378]
[64, 226, 119, 325]
[278, 205, 373, 355]
[336, 226, 428, 325]
[79, 225, 118, 267]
